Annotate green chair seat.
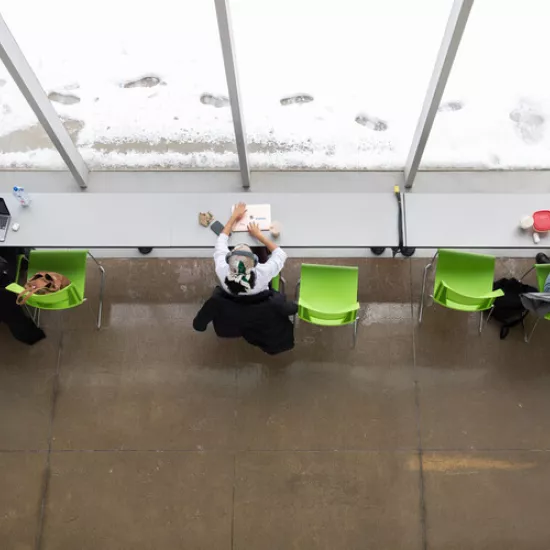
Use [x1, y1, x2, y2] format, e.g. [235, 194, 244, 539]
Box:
[420, 249, 503, 332]
[535, 264, 550, 321]
[296, 264, 360, 344]
[5, 249, 105, 328]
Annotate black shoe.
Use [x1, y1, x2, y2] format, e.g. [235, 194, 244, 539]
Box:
[536, 253, 550, 264]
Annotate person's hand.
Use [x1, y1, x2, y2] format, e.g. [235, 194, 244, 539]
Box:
[248, 222, 263, 240]
[232, 202, 247, 221]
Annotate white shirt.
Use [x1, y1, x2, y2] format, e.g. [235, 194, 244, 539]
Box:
[214, 234, 287, 295]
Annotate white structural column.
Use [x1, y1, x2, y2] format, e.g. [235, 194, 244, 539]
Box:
[213, 0, 251, 189]
[404, 0, 474, 189]
[0, 13, 89, 189]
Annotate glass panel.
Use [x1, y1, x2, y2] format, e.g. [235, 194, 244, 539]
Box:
[232, 0, 453, 169]
[1, 0, 237, 169]
[0, 69, 65, 169]
[422, 0, 550, 168]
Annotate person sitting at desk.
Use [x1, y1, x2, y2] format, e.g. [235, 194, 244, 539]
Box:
[0, 248, 45, 345]
[214, 202, 286, 296]
[193, 202, 296, 355]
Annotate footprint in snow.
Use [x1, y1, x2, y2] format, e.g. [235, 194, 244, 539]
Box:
[510, 102, 545, 144]
[280, 94, 314, 106]
[200, 93, 230, 108]
[355, 114, 388, 132]
[438, 100, 463, 112]
[48, 92, 81, 105]
[123, 76, 161, 89]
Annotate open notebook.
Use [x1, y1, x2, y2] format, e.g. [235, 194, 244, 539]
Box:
[231, 204, 271, 232]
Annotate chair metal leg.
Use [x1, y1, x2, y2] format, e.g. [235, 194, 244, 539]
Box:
[88, 252, 106, 329]
[35, 307, 41, 328]
[419, 252, 438, 325]
[524, 317, 540, 343]
[293, 280, 301, 326]
[478, 306, 495, 335]
[352, 316, 359, 349]
[279, 276, 286, 295]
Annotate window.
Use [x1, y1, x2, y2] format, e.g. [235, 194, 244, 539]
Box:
[0, 70, 65, 169]
[232, 0, 453, 169]
[422, 0, 550, 169]
[1, 0, 238, 169]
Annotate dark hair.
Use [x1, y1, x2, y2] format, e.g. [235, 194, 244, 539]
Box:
[225, 272, 257, 295]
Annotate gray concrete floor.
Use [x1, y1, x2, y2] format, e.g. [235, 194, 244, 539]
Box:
[1, 257, 550, 549]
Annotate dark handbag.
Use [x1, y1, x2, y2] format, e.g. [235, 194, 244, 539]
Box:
[492, 278, 537, 339]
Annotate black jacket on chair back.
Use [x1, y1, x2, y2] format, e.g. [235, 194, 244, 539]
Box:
[193, 287, 297, 355]
[0, 247, 45, 345]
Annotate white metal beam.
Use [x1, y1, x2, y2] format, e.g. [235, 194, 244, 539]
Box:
[0, 13, 89, 189]
[213, 0, 251, 189]
[404, 0, 475, 189]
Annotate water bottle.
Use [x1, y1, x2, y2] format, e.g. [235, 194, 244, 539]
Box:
[13, 186, 31, 207]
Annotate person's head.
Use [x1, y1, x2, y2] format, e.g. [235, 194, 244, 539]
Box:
[225, 244, 257, 295]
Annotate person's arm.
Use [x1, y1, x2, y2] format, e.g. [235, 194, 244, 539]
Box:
[214, 202, 248, 278]
[247, 222, 279, 253]
[248, 222, 287, 279]
[222, 202, 247, 236]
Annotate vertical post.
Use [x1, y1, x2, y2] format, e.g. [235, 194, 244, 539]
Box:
[404, 0, 474, 189]
[214, 0, 251, 189]
[0, 14, 89, 189]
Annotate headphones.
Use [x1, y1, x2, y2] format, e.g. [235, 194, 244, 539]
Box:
[225, 249, 259, 266]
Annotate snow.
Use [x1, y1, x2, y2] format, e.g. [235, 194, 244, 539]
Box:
[0, 0, 549, 169]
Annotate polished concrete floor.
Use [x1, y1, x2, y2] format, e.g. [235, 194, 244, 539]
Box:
[1, 257, 550, 550]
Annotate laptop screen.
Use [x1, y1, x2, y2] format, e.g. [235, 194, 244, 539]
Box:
[0, 198, 10, 216]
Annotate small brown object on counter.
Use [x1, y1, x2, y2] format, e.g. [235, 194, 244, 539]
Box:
[199, 211, 214, 227]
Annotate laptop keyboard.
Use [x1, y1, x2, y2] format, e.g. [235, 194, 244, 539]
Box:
[0, 217, 7, 230]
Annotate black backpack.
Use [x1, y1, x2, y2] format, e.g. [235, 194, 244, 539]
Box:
[491, 278, 537, 339]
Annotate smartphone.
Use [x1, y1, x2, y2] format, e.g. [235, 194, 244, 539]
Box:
[210, 220, 224, 236]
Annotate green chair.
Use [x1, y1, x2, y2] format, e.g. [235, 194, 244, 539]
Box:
[520, 263, 550, 343]
[295, 264, 360, 346]
[6, 250, 106, 329]
[271, 272, 286, 294]
[419, 249, 504, 334]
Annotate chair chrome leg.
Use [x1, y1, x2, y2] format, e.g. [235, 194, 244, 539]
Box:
[88, 252, 106, 330]
[524, 317, 540, 343]
[279, 276, 286, 295]
[479, 306, 495, 335]
[23, 304, 38, 327]
[293, 280, 301, 326]
[352, 316, 359, 349]
[419, 252, 438, 325]
[35, 307, 41, 328]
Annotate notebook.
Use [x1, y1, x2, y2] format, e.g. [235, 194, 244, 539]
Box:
[231, 204, 271, 232]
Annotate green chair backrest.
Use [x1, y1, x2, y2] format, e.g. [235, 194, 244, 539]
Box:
[299, 264, 359, 325]
[271, 273, 281, 292]
[433, 250, 502, 312]
[534, 264, 550, 321]
[535, 264, 550, 292]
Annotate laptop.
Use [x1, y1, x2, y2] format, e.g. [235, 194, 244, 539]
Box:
[0, 198, 11, 242]
[231, 204, 271, 232]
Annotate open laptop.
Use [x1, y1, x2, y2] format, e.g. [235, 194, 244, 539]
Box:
[0, 198, 11, 242]
[231, 204, 271, 232]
